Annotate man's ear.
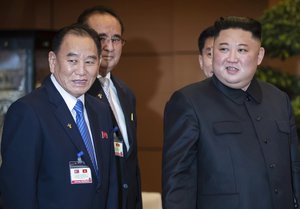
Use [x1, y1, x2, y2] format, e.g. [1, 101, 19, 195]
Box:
[99, 56, 102, 69]
[48, 51, 56, 73]
[257, 47, 265, 65]
[198, 54, 204, 69]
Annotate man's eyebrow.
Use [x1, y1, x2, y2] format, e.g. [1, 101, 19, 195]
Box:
[98, 33, 107, 36]
[66, 52, 78, 57]
[218, 42, 229, 46]
[98, 33, 122, 38]
[86, 55, 98, 60]
[238, 43, 248, 47]
[66, 53, 97, 60]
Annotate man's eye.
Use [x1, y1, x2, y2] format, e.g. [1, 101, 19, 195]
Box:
[99, 36, 108, 41]
[238, 48, 248, 53]
[68, 60, 77, 63]
[86, 60, 95, 64]
[219, 48, 228, 52]
[111, 37, 121, 43]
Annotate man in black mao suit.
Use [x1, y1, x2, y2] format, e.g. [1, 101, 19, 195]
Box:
[163, 16, 300, 209]
[77, 6, 142, 209]
[0, 24, 118, 209]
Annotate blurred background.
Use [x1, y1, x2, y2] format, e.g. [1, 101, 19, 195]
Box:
[0, 0, 298, 193]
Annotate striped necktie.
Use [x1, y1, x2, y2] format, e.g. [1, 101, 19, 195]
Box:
[73, 100, 98, 174]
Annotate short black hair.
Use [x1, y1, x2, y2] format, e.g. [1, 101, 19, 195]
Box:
[77, 5, 124, 34]
[198, 26, 215, 54]
[214, 16, 262, 41]
[51, 23, 101, 57]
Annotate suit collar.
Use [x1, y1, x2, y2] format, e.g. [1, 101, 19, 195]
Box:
[88, 75, 135, 156]
[43, 76, 101, 182]
[111, 76, 135, 156]
[97, 72, 111, 79]
[212, 75, 262, 105]
[85, 97, 105, 186]
[50, 74, 86, 112]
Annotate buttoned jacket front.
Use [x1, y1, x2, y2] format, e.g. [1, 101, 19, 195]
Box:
[163, 75, 300, 209]
[0, 76, 118, 209]
[88, 75, 142, 209]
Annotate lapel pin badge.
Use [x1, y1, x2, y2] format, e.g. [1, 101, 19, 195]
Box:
[98, 93, 103, 99]
[101, 131, 108, 139]
[67, 123, 72, 129]
[130, 113, 134, 121]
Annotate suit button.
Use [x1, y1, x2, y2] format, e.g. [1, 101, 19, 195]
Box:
[123, 184, 128, 189]
[256, 116, 262, 121]
[264, 138, 268, 144]
[269, 163, 276, 168]
[274, 188, 279, 194]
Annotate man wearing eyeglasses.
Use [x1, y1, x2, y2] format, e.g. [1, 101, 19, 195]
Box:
[77, 6, 142, 209]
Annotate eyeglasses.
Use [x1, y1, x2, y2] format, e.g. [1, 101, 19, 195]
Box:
[98, 35, 126, 46]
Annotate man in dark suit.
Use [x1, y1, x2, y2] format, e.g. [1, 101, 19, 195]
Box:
[0, 24, 117, 209]
[163, 16, 300, 209]
[77, 6, 142, 209]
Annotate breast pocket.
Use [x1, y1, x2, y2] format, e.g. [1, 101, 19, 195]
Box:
[213, 121, 242, 135]
[198, 193, 239, 209]
[276, 120, 290, 135]
[199, 121, 241, 195]
[274, 120, 291, 152]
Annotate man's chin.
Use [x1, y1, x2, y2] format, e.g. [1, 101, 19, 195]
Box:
[100, 64, 115, 73]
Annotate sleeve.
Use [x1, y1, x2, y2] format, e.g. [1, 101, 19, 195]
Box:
[288, 95, 300, 208]
[162, 91, 199, 209]
[135, 159, 143, 209]
[133, 94, 143, 209]
[0, 101, 42, 209]
[106, 123, 119, 209]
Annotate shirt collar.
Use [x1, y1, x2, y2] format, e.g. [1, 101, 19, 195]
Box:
[50, 74, 85, 111]
[97, 72, 111, 80]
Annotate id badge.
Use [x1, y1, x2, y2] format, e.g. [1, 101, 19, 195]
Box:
[69, 161, 92, 184]
[114, 140, 124, 157]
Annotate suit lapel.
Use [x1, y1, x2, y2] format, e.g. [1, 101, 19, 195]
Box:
[89, 77, 135, 157]
[89, 79, 108, 103]
[85, 98, 105, 186]
[89, 79, 117, 127]
[44, 77, 98, 180]
[111, 76, 135, 157]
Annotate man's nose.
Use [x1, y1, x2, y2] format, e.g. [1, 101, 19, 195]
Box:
[227, 50, 238, 62]
[101, 39, 114, 51]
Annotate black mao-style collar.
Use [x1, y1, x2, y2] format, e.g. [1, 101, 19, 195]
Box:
[212, 75, 263, 105]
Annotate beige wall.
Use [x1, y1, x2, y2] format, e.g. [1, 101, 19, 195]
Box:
[0, 0, 270, 192]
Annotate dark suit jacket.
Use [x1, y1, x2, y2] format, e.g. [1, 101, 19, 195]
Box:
[88, 75, 142, 209]
[163, 76, 300, 209]
[0, 76, 118, 209]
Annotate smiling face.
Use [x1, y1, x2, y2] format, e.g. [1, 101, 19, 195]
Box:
[49, 33, 100, 98]
[212, 28, 265, 90]
[86, 13, 123, 76]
